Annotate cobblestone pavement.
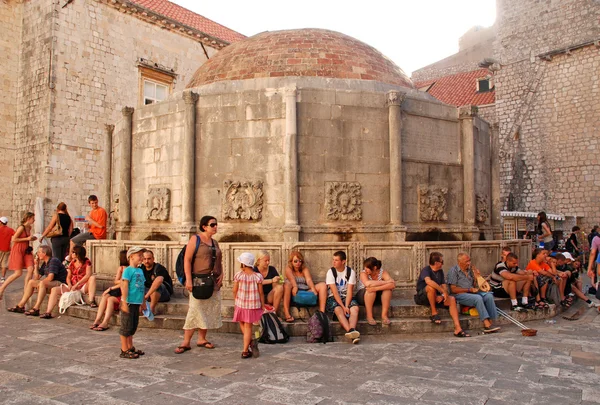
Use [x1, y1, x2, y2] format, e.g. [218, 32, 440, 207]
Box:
[1, 304, 600, 405]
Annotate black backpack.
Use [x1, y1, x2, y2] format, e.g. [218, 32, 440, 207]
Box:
[259, 312, 289, 344]
[175, 235, 200, 285]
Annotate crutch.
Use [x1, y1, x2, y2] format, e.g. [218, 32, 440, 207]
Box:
[497, 308, 537, 336]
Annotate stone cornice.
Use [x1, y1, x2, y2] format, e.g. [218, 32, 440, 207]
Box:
[97, 0, 230, 50]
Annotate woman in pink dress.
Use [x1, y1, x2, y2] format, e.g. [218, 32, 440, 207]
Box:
[0, 212, 36, 300]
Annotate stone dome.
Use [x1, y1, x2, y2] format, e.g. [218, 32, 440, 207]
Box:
[187, 28, 414, 88]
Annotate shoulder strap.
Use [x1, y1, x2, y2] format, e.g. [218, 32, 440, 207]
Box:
[191, 235, 201, 271]
[345, 266, 351, 281]
[330, 267, 337, 280]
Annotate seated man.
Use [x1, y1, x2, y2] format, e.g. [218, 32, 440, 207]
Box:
[414, 252, 470, 337]
[490, 252, 534, 311]
[141, 250, 173, 314]
[447, 253, 500, 333]
[7, 245, 68, 315]
[70, 194, 107, 251]
[325, 251, 360, 344]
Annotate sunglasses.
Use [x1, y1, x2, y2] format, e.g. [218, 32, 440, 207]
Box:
[293, 259, 303, 263]
[208, 223, 218, 228]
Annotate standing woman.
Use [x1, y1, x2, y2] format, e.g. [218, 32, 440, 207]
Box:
[0, 212, 36, 300]
[40, 202, 73, 263]
[537, 211, 555, 251]
[175, 216, 223, 354]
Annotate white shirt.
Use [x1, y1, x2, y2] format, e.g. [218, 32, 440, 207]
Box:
[325, 266, 357, 297]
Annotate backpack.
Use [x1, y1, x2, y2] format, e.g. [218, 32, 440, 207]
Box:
[259, 312, 289, 344]
[307, 310, 333, 343]
[58, 287, 85, 314]
[546, 282, 561, 306]
[175, 235, 200, 285]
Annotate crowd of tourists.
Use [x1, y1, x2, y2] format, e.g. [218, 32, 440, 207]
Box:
[1, 202, 598, 360]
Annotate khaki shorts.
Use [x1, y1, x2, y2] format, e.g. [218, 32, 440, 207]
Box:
[0, 251, 9, 269]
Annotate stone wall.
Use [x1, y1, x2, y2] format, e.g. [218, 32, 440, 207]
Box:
[495, 0, 600, 229]
[0, 0, 22, 220]
[88, 239, 532, 297]
[11, 0, 218, 227]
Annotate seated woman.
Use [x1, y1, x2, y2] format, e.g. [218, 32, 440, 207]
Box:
[91, 250, 127, 331]
[253, 250, 283, 314]
[39, 245, 97, 319]
[283, 251, 327, 322]
[356, 257, 396, 325]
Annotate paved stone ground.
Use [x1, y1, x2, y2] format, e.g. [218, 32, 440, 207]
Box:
[1, 303, 600, 405]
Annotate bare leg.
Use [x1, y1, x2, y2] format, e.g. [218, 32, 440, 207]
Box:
[178, 329, 195, 350]
[283, 282, 293, 320]
[348, 305, 359, 330]
[93, 295, 109, 325]
[16, 279, 39, 308]
[445, 296, 463, 334]
[333, 306, 350, 332]
[23, 266, 34, 290]
[241, 322, 252, 352]
[381, 290, 392, 321]
[363, 290, 377, 322]
[33, 281, 50, 310]
[0, 269, 23, 299]
[44, 286, 62, 314]
[425, 286, 439, 315]
[86, 275, 97, 304]
[1, 266, 6, 278]
[503, 280, 517, 300]
[316, 282, 327, 312]
[98, 297, 118, 328]
[270, 284, 284, 312]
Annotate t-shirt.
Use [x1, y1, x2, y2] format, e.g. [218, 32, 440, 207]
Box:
[141, 263, 173, 295]
[234, 271, 263, 309]
[89, 207, 107, 240]
[526, 260, 551, 272]
[0, 226, 15, 251]
[592, 236, 600, 252]
[566, 233, 578, 253]
[41, 257, 68, 284]
[253, 265, 279, 296]
[325, 266, 357, 297]
[416, 266, 445, 292]
[122, 266, 145, 305]
[491, 261, 520, 284]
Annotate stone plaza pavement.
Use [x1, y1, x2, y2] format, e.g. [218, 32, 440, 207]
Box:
[1, 305, 600, 405]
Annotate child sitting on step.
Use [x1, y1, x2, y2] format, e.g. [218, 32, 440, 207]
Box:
[233, 252, 264, 359]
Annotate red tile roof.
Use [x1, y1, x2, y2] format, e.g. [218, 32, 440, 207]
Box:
[130, 0, 246, 44]
[414, 68, 495, 106]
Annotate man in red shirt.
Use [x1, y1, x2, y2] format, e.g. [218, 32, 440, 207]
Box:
[0, 217, 15, 283]
[70, 195, 108, 253]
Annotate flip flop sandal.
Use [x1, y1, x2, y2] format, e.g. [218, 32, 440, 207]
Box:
[93, 326, 109, 331]
[366, 319, 377, 326]
[241, 351, 252, 359]
[7, 305, 25, 313]
[39, 313, 53, 319]
[382, 318, 391, 325]
[24, 308, 40, 316]
[454, 330, 471, 338]
[196, 341, 215, 349]
[128, 347, 144, 356]
[174, 346, 191, 354]
[120, 350, 139, 359]
[89, 301, 98, 308]
[89, 323, 99, 329]
[430, 314, 442, 325]
[285, 316, 295, 323]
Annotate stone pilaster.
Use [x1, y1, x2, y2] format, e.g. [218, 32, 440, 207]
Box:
[283, 87, 300, 242]
[459, 105, 478, 240]
[387, 90, 406, 223]
[118, 107, 134, 231]
[182, 90, 198, 230]
[490, 123, 502, 239]
[103, 124, 114, 218]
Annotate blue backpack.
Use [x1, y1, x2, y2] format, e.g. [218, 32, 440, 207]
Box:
[175, 235, 200, 285]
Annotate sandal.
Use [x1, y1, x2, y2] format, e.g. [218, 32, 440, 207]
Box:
[174, 346, 191, 354]
[24, 308, 40, 316]
[93, 326, 109, 331]
[560, 300, 571, 308]
[454, 330, 471, 338]
[196, 341, 215, 349]
[39, 313, 53, 319]
[430, 314, 442, 325]
[382, 318, 391, 325]
[366, 318, 377, 326]
[7, 305, 25, 313]
[284, 316, 295, 323]
[120, 350, 139, 359]
[128, 347, 144, 356]
[89, 300, 98, 308]
[241, 351, 252, 359]
[89, 323, 99, 330]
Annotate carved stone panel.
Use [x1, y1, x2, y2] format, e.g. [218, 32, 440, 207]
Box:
[418, 184, 448, 222]
[223, 180, 264, 221]
[146, 187, 171, 221]
[325, 181, 362, 221]
[476, 194, 489, 223]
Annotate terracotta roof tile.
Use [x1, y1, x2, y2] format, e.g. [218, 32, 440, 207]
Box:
[130, 0, 246, 44]
[414, 69, 495, 106]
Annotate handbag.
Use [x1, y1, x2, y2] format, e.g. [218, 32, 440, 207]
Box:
[293, 290, 318, 306]
[47, 216, 63, 238]
[192, 273, 214, 300]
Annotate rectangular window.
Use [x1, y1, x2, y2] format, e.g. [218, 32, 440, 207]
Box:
[143, 80, 169, 105]
[477, 78, 491, 93]
[503, 219, 517, 240]
[138, 64, 175, 106]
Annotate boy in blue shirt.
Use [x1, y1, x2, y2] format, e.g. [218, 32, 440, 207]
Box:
[120, 246, 147, 359]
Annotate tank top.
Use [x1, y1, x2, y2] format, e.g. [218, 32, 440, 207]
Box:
[57, 213, 72, 237]
[294, 274, 309, 291]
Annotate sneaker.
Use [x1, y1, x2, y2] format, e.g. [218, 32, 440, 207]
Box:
[588, 301, 599, 308]
[0, 277, 5, 283]
[483, 326, 501, 333]
[522, 302, 536, 310]
[344, 329, 360, 340]
[511, 304, 527, 312]
[352, 337, 360, 344]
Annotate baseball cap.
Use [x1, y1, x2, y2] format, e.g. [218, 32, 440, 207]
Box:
[126, 246, 146, 259]
[562, 252, 574, 261]
[0, 217, 7, 225]
[237, 252, 255, 268]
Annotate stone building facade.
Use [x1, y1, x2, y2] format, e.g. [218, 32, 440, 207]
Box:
[0, 0, 243, 226]
[495, 0, 600, 230]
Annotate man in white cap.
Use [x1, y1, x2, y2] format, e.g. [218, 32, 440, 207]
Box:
[556, 252, 597, 308]
[0, 217, 15, 283]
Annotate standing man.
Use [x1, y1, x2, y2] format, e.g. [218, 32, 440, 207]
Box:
[447, 253, 500, 334]
[70, 195, 107, 252]
[140, 250, 173, 314]
[414, 252, 469, 337]
[325, 251, 360, 344]
[0, 217, 15, 283]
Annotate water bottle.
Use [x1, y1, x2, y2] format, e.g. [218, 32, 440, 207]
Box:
[584, 284, 590, 295]
[539, 241, 545, 249]
[544, 319, 556, 324]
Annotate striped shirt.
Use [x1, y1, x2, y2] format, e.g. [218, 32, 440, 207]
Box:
[234, 271, 263, 309]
